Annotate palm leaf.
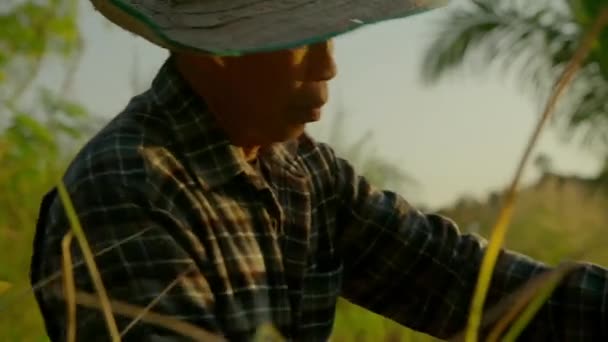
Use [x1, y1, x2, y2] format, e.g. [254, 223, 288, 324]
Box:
[422, 0, 608, 148]
[422, 0, 573, 86]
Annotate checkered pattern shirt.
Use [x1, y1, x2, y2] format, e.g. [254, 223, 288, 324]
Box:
[31, 57, 608, 341]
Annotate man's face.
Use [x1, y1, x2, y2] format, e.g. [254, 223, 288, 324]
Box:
[177, 40, 337, 146]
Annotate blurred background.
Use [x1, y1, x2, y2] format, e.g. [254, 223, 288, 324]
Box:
[2, 0, 608, 340]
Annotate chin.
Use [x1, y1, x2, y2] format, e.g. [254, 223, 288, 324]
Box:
[269, 125, 306, 143]
[286, 124, 307, 140]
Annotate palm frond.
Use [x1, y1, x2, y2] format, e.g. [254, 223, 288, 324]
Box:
[422, 0, 576, 92]
[422, 0, 608, 149]
[552, 63, 608, 147]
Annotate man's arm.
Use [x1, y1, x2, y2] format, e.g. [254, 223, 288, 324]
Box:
[33, 181, 221, 342]
[329, 149, 608, 340]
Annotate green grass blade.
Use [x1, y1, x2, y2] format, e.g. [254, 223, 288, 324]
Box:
[502, 263, 578, 341]
[485, 262, 577, 340]
[464, 200, 516, 341]
[464, 7, 608, 341]
[61, 232, 77, 342]
[56, 181, 120, 341]
[0, 227, 153, 313]
[74, 290, 226, 342]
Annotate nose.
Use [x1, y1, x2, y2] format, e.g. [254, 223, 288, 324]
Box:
[304, 40, 337, 82]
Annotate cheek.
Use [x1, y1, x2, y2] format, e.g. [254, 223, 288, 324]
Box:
[247, 83, 294, 113]
[227, 63, 299, 116]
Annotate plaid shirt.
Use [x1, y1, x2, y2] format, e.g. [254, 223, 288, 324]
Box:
[31, 57, 608, 341]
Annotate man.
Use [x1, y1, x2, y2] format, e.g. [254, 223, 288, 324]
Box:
[30, 0, 608, 341]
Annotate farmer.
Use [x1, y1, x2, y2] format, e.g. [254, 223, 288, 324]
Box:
[30, 0, 608, 341]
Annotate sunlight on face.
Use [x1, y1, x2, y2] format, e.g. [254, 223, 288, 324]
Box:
[291, 45, 308, 67]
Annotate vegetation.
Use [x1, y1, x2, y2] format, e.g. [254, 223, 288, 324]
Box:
[440, 167, 608, 265]
[422, 0, 608, 149]
[0, 1, 90, 341]
[423, 0, 608, 339]
[3, 0, 608, 341]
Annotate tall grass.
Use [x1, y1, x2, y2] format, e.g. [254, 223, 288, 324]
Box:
[56, 182, 120, 340]
[462, 7, 608, 341]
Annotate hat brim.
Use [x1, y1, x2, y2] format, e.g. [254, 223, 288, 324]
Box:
[91, 0, 447, 56]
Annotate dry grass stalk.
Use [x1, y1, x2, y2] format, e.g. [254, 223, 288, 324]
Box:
[464, 7, 608, 341]
[56, 182, 120, 341]
[486, 262, 577, 341]
[73, 290, 226, 342]
[61, 232, 77, 342]
[501, 263, 578, 340]
[120, 265, 195, 337]
[0, 227, 152, 313]
[449, 262, 577, 342]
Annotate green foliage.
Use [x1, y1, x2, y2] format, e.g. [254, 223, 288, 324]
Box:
[571, 0, 608, 81]
[0, 1, 87, 341]
[0, 0, 87, 231]
[422, 0, 608, 148]
[440, 173, 608, 265]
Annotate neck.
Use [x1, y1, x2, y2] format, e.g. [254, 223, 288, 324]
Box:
[174, 54, 261, 162]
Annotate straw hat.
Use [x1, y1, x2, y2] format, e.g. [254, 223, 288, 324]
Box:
[90, 0, 447, 56]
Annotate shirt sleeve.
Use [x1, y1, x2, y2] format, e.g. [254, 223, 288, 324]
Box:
[330, 152, 608, 340]
[34, 179, 221, 342]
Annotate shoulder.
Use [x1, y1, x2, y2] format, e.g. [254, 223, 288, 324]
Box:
[50, 92, 188, 224]
[65, 94, 166, 190]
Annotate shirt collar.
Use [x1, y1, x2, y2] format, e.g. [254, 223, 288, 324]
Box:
[149, 57, 302, 189]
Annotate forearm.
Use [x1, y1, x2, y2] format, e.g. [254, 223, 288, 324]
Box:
[513, 262, 608, 340]
[338, 211, 490, 337]
[340, 209, 608, 339]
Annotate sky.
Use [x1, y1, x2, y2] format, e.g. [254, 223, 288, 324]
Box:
[49, 2, 604, 209]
